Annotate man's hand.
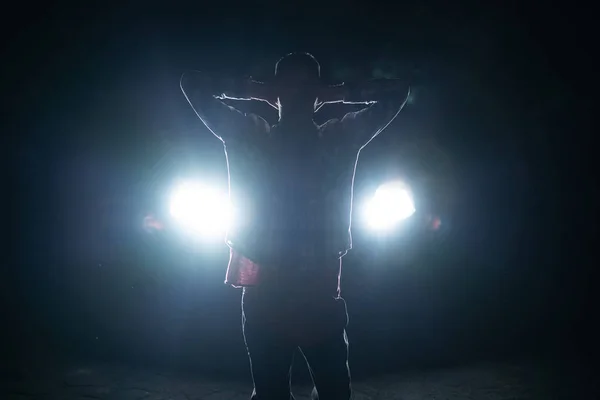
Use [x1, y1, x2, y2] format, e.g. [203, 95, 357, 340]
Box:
[332, 78, 410, 149]
[221, 78, 278, 109]
[317, 83, 347, 104]
[213, 77, 408, 110]
[248, 80, 278, 108]
[244, 80, 349, 109]
[180, 71, 260, 101]
[181, 71, 271, 142]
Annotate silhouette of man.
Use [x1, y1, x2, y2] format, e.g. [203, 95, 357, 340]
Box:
[181, 52, 410, 400]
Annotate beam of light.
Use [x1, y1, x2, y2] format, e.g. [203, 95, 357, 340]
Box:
[364, 181, 416, 231]
[169, 181, 232, 240]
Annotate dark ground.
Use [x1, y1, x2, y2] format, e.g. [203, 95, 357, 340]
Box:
[1, 358, 596, 400]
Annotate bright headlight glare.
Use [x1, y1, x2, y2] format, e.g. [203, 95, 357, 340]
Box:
[364, 181, 415, 230]
[169, 181, 231, 239]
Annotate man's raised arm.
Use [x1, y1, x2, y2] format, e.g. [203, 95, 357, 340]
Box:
[180, 70, 270, 142]
[336, 79, 411, 149]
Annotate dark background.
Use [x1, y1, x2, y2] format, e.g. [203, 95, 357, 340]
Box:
[4, 2, 596, 382]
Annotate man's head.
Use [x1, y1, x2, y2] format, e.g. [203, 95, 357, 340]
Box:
[273, 52, 321, 116]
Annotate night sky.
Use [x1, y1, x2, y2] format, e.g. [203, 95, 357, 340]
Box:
[5, 2, 596, 381]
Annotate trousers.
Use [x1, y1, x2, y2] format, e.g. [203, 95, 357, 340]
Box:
[241, 261, 351, 400]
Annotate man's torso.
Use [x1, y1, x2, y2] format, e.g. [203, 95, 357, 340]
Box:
[224, 119, 357, 266]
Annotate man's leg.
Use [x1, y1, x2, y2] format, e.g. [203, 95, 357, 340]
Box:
[242, 288, 297, 400]
[299, 297, 352, 400]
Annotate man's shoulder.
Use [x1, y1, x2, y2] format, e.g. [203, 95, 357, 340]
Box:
[318, 118, 342, 137]
[247, 113, 272, 134]
[318, 118, 341, 128]
[318, 111, 364, 134]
